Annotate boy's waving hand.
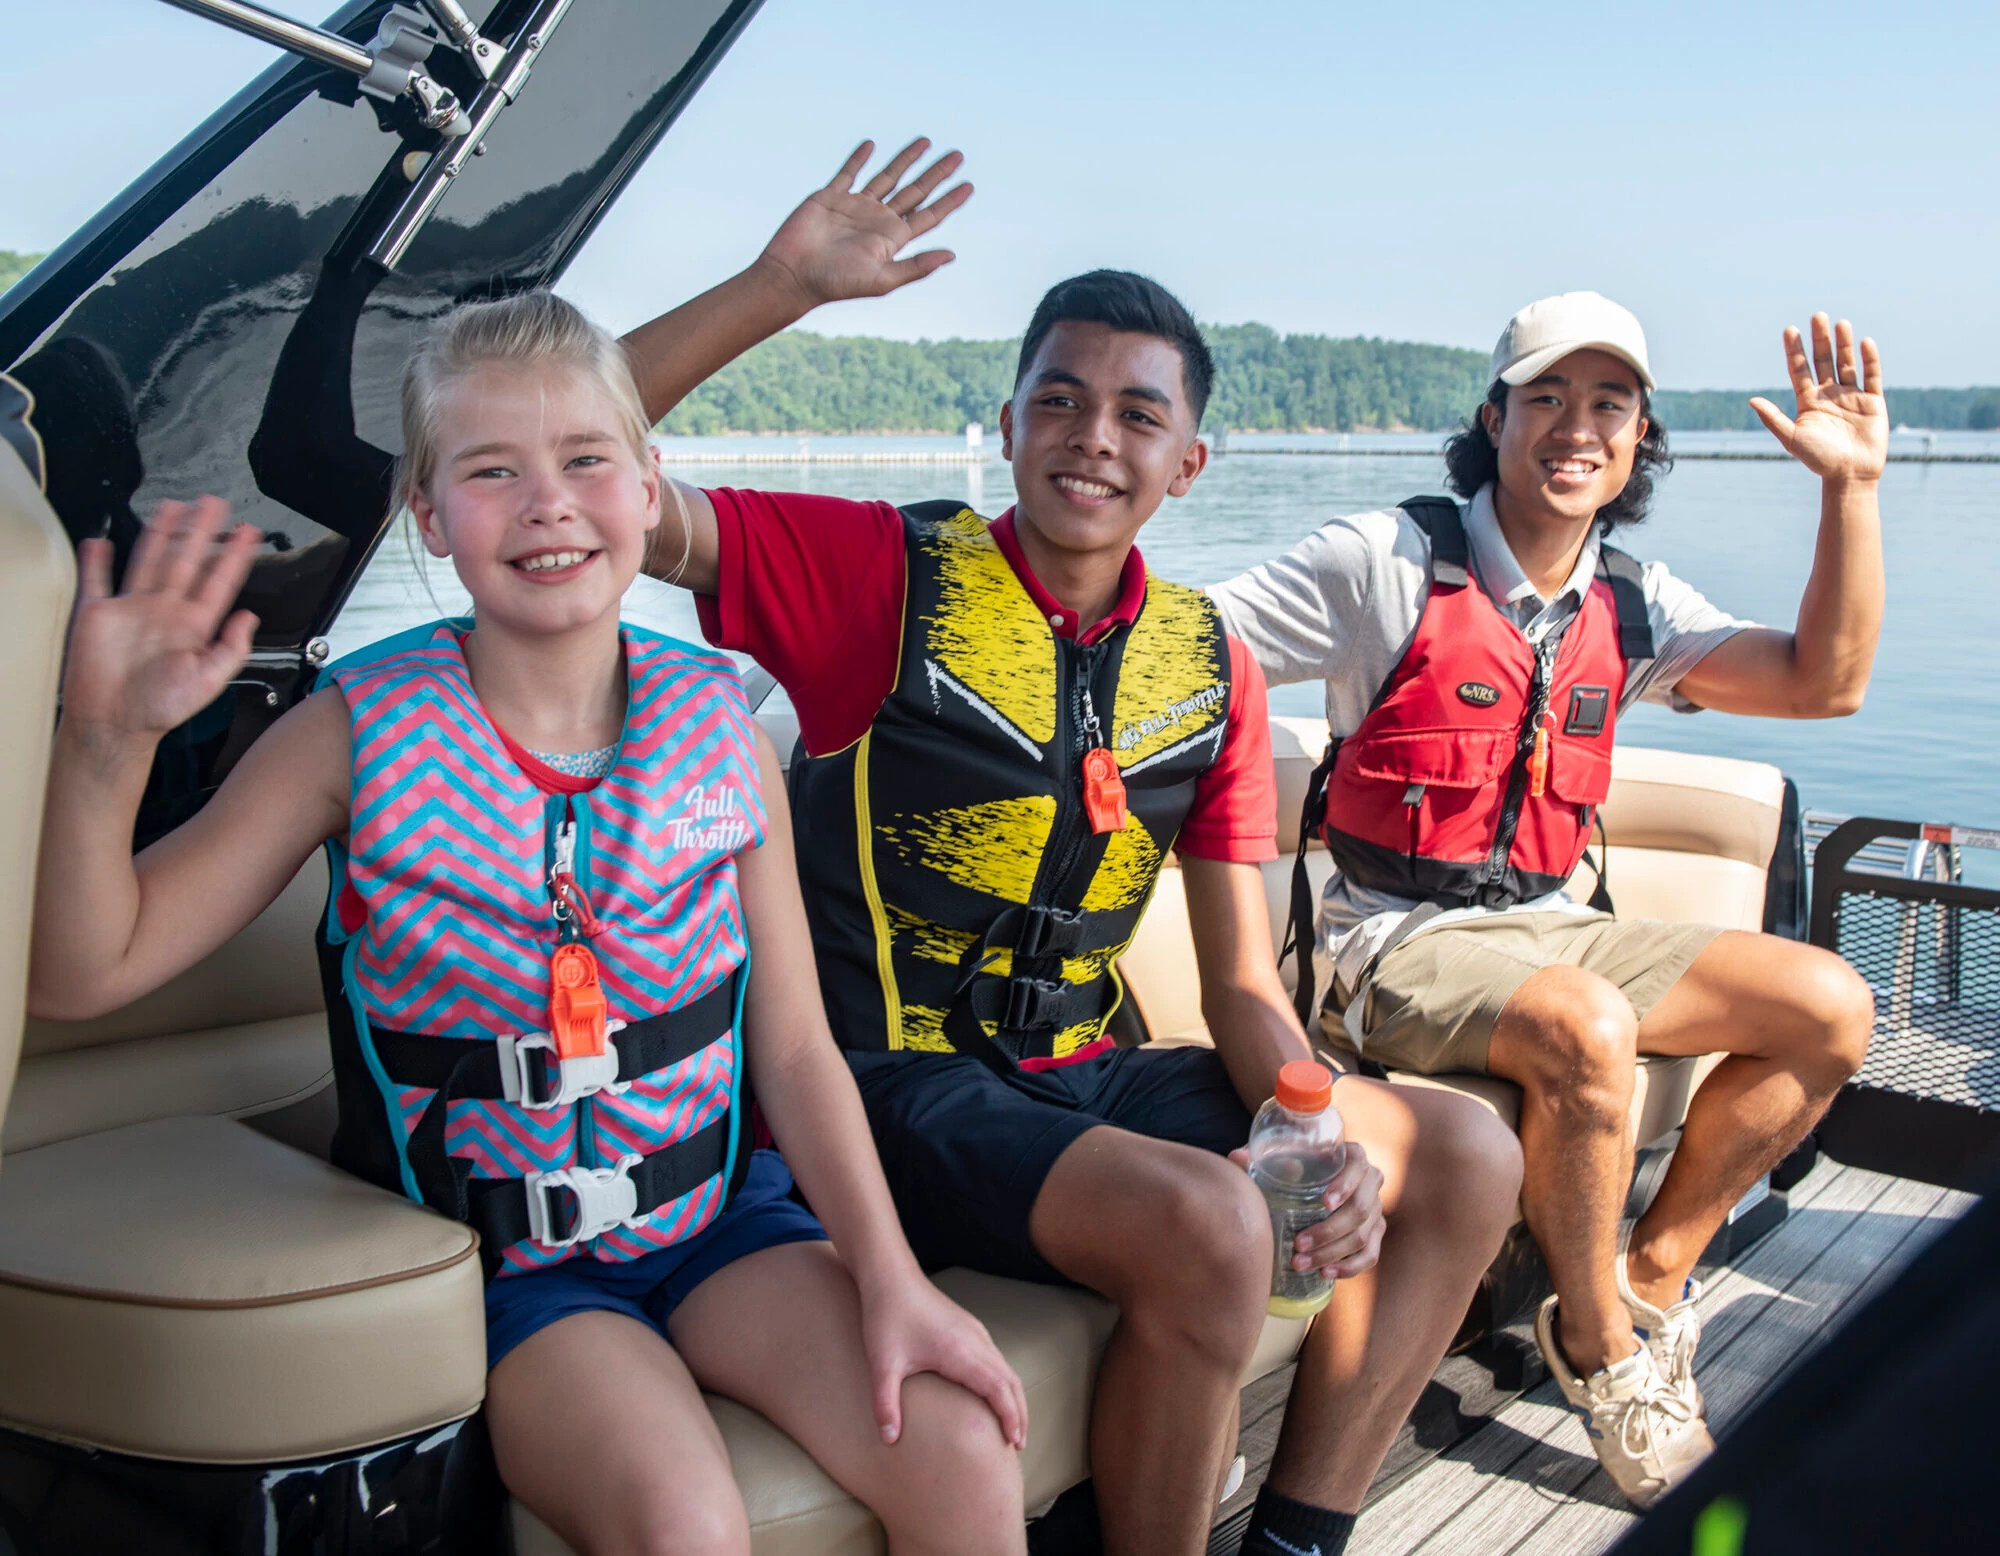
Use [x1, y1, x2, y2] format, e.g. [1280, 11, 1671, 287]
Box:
[760, 139, 973, 309]
[623, 138, 973, 426]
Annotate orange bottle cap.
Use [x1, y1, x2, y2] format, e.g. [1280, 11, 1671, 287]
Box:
[1275, 1060, 1334, 1113]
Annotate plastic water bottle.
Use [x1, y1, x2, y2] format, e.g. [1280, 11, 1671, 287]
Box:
[1249, 1060, 1347, 1319]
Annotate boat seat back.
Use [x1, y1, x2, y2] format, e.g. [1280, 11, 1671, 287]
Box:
[5, 857, 334, 1156]
[0, 421, 76, 1168]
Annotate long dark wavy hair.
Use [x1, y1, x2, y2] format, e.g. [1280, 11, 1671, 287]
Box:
[1441, 380, 1673, 534]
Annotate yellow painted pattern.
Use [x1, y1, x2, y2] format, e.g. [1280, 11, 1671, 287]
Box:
[853, 733, 903, 1050]
[898, 1004, 957, 1053]
[1109, 577, 1228, 767]
[919, 510, 1057, 746]
[1079, 815, 1162, 914]
[876, 794, 1056, 905]
[888, 905, 976, 968]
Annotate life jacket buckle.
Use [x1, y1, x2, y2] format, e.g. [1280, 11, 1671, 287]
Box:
[499, 1022, 633, 1111]
[1002, 975, 1066, 1031]
[524, 1153, 646, 1248]
[1016, 905, 1084, 959]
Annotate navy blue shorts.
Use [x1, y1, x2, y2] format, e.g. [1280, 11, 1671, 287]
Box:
[846, 1045, 1253, 1285]
[483, 1149, 827, 1367]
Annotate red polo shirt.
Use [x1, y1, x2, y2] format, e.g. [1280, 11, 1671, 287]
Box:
[693, 488, 1277, 863]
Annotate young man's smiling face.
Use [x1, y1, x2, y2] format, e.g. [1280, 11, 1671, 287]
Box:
[1482, 347, 1648, 528]
[999, 321, 1206, 563]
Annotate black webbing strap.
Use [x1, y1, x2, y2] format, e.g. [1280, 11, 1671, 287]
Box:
[1584, 808, 1616, 914]
[941, 903, 1107, 1071]
[1597, 543, 1655, 663]
[1401, 495, 1470, 588]
[371, 981, 733, 1104]
[1281, 740, 1340, 1027]
[466, 1115, 733, 1253]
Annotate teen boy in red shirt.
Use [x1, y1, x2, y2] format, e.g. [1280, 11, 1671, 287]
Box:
[617, 143, 1523, 1556]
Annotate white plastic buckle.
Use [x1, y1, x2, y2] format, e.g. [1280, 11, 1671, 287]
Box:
[498, 1020, 630, 1111]
[524, 1154, 646, 1248]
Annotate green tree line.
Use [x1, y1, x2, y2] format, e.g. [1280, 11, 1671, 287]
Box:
[5, 247, 1994, 433]
[662, 325, 2000, 435]
[0, 250, 44, 293]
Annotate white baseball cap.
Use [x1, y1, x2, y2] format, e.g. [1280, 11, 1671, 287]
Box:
[1489, 291, 1654, 393]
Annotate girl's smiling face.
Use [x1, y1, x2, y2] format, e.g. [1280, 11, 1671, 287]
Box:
[410, 362, 661, 637]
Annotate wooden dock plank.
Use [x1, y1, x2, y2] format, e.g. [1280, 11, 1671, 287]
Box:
[1478, 1167, 1969, 1556]
[1349, 1159, 1966, 1556]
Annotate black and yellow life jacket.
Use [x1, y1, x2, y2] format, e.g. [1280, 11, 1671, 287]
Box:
[791, 502, 1233, 1067]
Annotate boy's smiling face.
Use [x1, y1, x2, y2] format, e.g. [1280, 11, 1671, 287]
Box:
[1000, 321, 1207, 564]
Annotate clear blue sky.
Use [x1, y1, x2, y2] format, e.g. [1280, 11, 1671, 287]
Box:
[7, 0, 1995, 387]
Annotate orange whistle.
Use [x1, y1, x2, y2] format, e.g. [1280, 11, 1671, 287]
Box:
[1527, 725, 1549, 800]
[550, 943, 609, 1059]
[1081, 746, 1129, 834]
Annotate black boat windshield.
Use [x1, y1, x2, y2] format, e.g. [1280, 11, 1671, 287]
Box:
[1, 0, 761, 840]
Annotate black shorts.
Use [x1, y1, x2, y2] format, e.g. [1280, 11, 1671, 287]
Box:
[846, 1045, 1253, 1284]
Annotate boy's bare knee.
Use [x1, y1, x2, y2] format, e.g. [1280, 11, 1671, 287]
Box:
[1500, 970, 1638, 1131]
[1120, 1159, 1270, 1365]
[1398, 1095, 1522, 1249]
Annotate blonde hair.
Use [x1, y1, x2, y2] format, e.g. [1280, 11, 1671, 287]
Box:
[395, 290, 652, 511]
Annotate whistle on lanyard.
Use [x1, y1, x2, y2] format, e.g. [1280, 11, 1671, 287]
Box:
[1078, 687, 1129, 834]
[549, 942, 609, 1059]
[1082, 746, 1129, 834]
[1527, 724, 1550, 800]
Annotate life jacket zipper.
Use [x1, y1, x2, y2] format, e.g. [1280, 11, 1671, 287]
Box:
[1480, 633, 1559, 900]
[1032, 640, 1105, 928]
[552, 799, 601, 1169]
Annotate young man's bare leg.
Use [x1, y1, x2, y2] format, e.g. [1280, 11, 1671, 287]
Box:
[1030, 1125, 1272, 1556]
[1263, 1078, 1521, 1511]
[669, 1240, 1026, 1556]
[1485, 965, 1647, 1373]
[1264, 1072, 1512, 1512]
[1627, 930, 1872, 1308]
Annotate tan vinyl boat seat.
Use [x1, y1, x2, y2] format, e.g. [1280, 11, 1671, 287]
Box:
[1121, 715, 1784, 1167]
[0, 1114, 484, 1462]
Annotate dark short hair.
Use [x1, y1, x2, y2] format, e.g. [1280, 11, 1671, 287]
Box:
[1014, 270, 1214, 425]
[1441, 379, 1673, 534]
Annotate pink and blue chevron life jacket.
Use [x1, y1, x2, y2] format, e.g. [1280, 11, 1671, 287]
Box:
[315, 619, 765, 1278]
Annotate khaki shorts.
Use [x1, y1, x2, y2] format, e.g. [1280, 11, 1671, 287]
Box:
[1325, 911, 1724, 1077]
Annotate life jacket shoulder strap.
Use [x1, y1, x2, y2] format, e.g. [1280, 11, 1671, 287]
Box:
[1596, 541, 1656, 663]
[1399, 495, 1470, 588]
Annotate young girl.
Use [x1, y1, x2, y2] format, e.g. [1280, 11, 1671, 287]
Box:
[30, 292, 1028, 1556]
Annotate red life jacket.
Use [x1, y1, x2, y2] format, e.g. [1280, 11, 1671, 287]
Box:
[1283, 497, 1653, 1022]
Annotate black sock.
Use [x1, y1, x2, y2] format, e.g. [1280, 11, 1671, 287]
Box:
[1240, 1484, 1356, 1556]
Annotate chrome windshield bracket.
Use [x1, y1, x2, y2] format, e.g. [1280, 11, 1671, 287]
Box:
[158, 0, 472, 137]
[365, 0, 578, 271]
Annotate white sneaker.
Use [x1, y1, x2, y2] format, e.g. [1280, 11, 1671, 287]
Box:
[1535, 1295, 1715, 1508]
[1219, 1453, 1247, 1504]
[1616, 1220, 1706, 1413]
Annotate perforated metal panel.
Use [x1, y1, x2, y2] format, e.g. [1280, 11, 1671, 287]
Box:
[1811, 817, 2000, 1188]
[1835, 891, 2000, 1111]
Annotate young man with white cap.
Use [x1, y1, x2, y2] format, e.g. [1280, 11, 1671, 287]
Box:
[1208, 292, 1886, 1506]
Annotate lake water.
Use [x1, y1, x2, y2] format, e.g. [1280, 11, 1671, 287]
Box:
[332, 430, 2000, 854]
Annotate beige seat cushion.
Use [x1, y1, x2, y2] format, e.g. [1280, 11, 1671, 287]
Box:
[512, 1269, 1309, 1556]
[0, 1115, 484, 1462]
[0, 429, 76, 1158]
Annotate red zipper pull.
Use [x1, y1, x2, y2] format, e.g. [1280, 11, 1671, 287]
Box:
[551, 872, 603, 937]
[1527, 724, 1550, 799]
